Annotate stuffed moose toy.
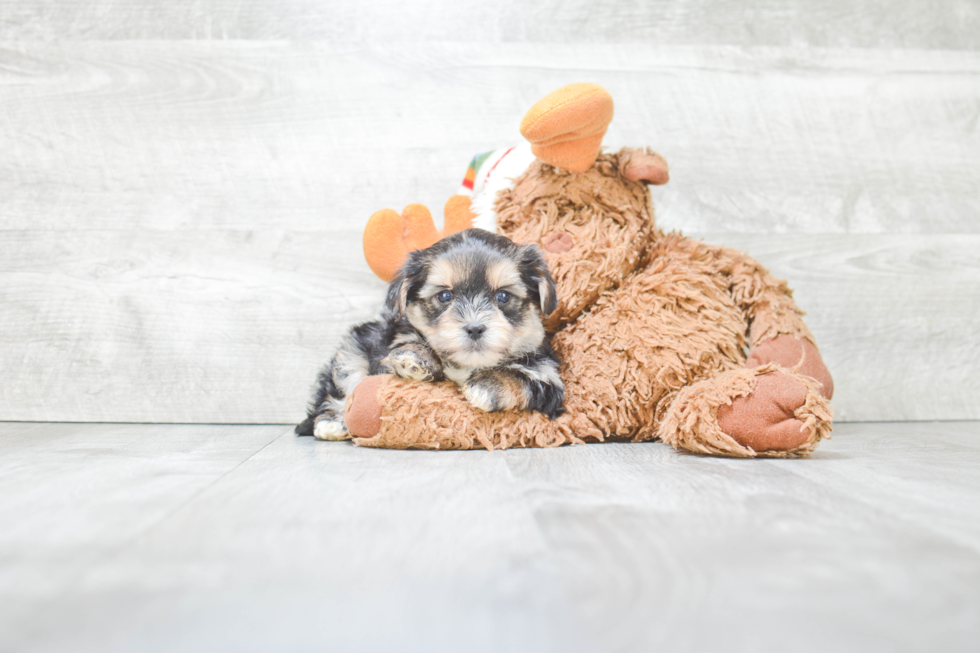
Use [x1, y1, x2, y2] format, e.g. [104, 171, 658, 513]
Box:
[343, 83, 833, 458]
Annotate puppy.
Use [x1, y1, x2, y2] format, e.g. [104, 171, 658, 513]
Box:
[296, 228, 565, 440]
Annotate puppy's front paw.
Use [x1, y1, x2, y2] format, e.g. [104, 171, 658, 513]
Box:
[313, 417, 350, 441]
[388, 346, 442, 382]
[462, 377, 502, 412]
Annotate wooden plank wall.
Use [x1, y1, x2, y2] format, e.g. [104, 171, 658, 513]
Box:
[1, 2, 978, 423]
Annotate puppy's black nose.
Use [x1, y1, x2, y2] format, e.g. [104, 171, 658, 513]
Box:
[465, 323, 486, 339]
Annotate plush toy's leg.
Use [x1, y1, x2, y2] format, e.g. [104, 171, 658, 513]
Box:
[658, 364, 832, 458]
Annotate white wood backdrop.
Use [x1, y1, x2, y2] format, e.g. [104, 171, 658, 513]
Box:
[0, 2, 978, 423]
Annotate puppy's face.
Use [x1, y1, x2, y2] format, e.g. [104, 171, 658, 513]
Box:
[386, 229, 557, 371]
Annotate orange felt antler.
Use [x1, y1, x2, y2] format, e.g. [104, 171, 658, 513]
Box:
[363, 195, 477, 282]
[520, 83, 614, 173]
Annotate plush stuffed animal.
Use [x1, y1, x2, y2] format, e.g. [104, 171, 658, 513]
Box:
[345, 83, 834, 458]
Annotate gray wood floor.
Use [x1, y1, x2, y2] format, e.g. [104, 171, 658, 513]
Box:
[2, 421, 978, 652]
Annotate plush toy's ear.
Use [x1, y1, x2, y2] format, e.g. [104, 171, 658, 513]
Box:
[621, 149, 670, 185]
[519, 245, 558, 316]
[520, 83, 614, 173]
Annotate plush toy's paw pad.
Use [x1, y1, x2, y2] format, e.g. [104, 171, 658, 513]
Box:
[717, 372, 811, 451]
[747, 336, 834, 400]
[313, 417, 350, 441]
[389, 346, 441, 382]
[345, 374, 389, 439]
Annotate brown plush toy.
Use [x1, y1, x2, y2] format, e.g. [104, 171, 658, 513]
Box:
[346, 83, 834, 458]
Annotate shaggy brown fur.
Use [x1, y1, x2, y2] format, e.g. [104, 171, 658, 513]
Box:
[497, 152, 655, 330]
[352, 150, 833, 457]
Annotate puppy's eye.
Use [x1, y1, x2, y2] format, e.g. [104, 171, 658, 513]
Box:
[436, 290, 452, 304]
[495, 290, 512, 304]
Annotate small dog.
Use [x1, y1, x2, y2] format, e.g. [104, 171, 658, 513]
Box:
[296, 228, 565, 440]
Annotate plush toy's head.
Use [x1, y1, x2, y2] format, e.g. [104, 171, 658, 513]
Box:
[361, 83, 670, 316]
[493, 151, 657, 327]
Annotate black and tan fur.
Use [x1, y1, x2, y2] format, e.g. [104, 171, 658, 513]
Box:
[297, 229, 565, 440]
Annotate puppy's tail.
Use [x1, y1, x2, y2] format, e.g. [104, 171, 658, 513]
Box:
[295, 415, 315, 436]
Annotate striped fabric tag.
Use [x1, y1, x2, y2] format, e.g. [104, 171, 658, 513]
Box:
[461, 151, 494, 191]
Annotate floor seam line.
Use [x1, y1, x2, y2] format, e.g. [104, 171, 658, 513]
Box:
[54, 426, 292, 596]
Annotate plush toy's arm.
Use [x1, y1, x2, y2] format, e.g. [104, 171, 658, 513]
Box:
[345, 375, 577, 451]
[713, 245, 834, 399]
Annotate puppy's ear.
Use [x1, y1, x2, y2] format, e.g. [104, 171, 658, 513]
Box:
[383, 252, 426, 318]
[383, 270, 409, 317]
[519, 245, 558, 316]
[538, 272, 558, 316]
